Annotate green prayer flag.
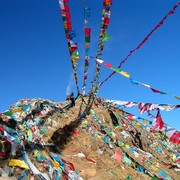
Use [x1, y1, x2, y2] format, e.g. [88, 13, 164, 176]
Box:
[123, 156, 132, 164]
[111, 67, 121, 73]
[58, 115, 62, 118]
[27, 131, 33, 142]
[152, 175, 160, 180]
[125, 176, 132, 180]
[85, 36, 90, 42]
[102, 34, 110, 41]
[39, 130, 45, 135]
[65, 29, 68, 34]
[72, 51, 79, 57]
[3, 111, 13, 117]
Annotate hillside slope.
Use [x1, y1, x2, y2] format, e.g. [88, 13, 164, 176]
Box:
[0, 96, 180, 180]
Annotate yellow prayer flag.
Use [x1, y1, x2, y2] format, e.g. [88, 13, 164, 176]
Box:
[125, 144, 130, 149]
[64, 23, 68, 28]
[72, 56, 79, 61]
[33, 150, 39, 157]
[9, 159, 29, 170]
[174, 96, 180, 100]
[150, 164, 158, 171]
[119, 71, 130, 78]
[12, 107, 22, 112]
[85, 43, 89, 48]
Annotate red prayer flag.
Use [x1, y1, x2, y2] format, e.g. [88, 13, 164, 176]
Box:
[154, 109, 164, 130]
[151, 129, 157, 133]
[67, 19, 71, 26]
[85, 157, 96, 163]
[104, 17, 110, 25]
[0, 151, 6, 157]
[84, 28, 91, 36]
[69, 46, 77, 53]
[0, 126, 4, 133]
[127, 114, 133, 122]
[65, 11, 71, 19]
[177, 157, 180, 163]
[64, 4, 70, 11]
[67, 25, 72, 31]
[169, 131, 180, 144]
[66, 34, 70, 40]
[114, 150, 122, 162]
[103, 62, 112, 68]
[150, 88, 161, 93]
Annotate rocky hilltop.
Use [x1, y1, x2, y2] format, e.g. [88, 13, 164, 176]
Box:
[0, 96, 180, 180]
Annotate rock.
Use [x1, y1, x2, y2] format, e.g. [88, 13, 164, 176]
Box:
[80, 167, 97, 178]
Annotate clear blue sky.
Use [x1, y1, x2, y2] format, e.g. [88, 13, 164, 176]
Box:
[0, 1, 180, 130]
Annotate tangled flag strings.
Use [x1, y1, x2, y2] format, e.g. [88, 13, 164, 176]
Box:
[0, 98, 84, 179]
[97, 59, 180, 100]
[100, 1, 180, 87]
[90, 104, 180, 178]
[58, 0, 80, 92]
[106, 99, 180, 144]
[121, 109, 178, 144]
[90, 0, 112, 97]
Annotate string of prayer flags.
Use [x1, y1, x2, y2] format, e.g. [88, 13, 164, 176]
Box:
[82, 4, 91, 95]
[90, 0, 113, 96]
[100, 1, 180, 86]
[129, 78, 180, 100]
[97, 59, 180, 100]
[58, 0, 80, 92]
[106, 99, 180, 112]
